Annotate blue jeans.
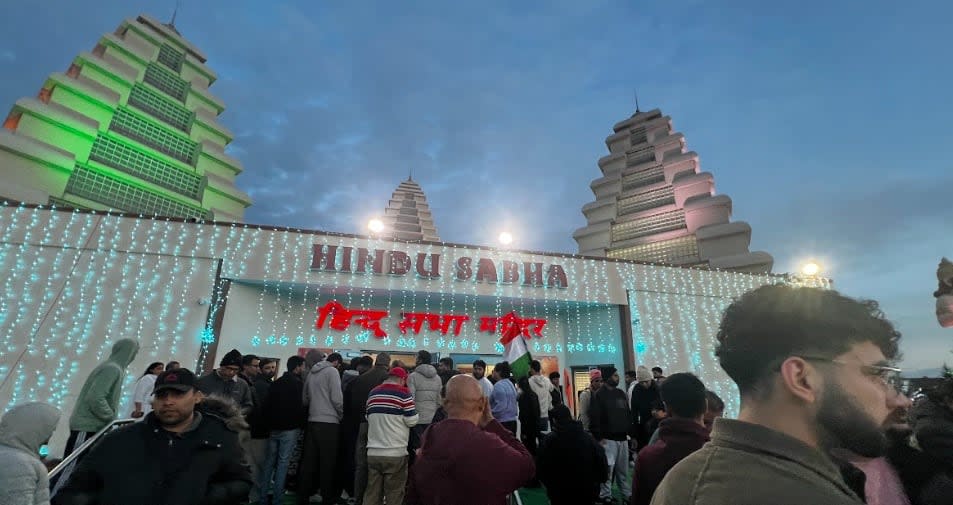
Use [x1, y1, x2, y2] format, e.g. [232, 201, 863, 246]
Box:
[259, 429, 300, 505]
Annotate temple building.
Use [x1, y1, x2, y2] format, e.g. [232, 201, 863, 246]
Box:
[573, 108, 772, 273]
[380, 177, 440, 242]
[0, 14, 251, 221]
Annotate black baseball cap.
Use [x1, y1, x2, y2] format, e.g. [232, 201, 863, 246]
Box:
[153, 368, 197, 393]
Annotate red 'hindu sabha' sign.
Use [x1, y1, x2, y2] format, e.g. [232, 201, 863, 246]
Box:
[310, 245, 569, 289]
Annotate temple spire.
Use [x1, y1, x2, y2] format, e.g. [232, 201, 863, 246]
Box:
[380, 178, 440, 242]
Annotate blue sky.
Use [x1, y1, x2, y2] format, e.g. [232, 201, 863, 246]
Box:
[2, 1, 950, 372]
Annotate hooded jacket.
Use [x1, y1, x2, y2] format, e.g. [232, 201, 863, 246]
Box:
[303, 361, 343, 424]
[69, 339, 139, 432]
[529, 374, 554, 418]
[52, 394, 251, 505]
[0, 402, 61, 505]
[407, 364, 442, 424]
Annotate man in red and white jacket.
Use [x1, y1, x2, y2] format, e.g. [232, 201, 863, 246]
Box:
[363, 367, 418, 505]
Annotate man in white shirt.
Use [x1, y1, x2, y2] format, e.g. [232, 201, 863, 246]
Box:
[472, 360, 494, 397]
[528, 360, 555, 435]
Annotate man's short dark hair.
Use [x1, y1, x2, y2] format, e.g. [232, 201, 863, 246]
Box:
[350, 356, 361, 369]
[326, 352, 343, 364]
[375, 352, 391, 367]
[496, 361, 512, 379]
[651, 367, 664, 375]
[549, 371, 560, 380]
[530, 360, 542, 373]
[166, 361, 180, 370]
[287, 356, 305, 371]
[260, 358, 277, 368]
[358, 356, 374, 368]
[659, 373, 707, 418]
[439, 357, 453, 368]
[473, 359, 487, 369]
[705, 390, 725, 413]
[625, 370, 638, 379]
[716, 285, 901, 396]
[417, 350, 432, 364]
[242, 354, 259, 366]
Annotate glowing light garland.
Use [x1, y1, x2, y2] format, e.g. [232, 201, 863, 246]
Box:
[0, 204, 831, 443]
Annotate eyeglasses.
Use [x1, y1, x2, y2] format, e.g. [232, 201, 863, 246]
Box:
[798, 356, 902, 392]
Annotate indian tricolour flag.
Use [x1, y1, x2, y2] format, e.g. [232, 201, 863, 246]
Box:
[501, 313, 532, 379]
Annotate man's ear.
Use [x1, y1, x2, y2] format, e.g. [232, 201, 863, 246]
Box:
[778, 357, 822, 405]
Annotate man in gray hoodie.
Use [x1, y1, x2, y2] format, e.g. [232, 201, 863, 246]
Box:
[407, 350, 443, 460]
[65, 338, 139, 456]
[0, 402, 61, 505]
[297, 353, 344, 505]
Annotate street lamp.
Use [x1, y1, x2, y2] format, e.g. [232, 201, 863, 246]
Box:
[498, 231, 513, 246]
[367, 218, 384, 234]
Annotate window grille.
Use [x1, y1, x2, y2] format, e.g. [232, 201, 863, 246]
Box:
[65, 165, 209, 219]
[622, 165, 665, 191]
[128, 84, 193, 132]
[88, 135, 203, 200]
[607, 235, 699, 264]
[110, 108, 197, 165]
[611, 210, 686, 242]
[626, 145, 656, 166]
[143, 63, 189, 102]
[157, 44, 184, 72]
[617, 186, 675, 216]
[629, 126, 647, 146]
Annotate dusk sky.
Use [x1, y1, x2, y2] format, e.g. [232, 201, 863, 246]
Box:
[2, 1, 950, 372]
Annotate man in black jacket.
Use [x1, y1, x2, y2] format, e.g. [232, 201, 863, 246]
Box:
[589, 366, 632, 505]
[537, 405, 608, 505]
[259, 356, 308, 505]
[52, 368, 252, 505]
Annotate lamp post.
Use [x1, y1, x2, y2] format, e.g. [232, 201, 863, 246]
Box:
[367, 218, 384, 234]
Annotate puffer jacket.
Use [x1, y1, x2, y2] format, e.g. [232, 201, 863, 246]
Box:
[52, 395, 251, 505]
[0, 402, 61, 505]
[407, 364, 442, 424]
[69, 339, 139, 432]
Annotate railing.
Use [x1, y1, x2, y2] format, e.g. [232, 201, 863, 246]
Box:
[49, 418, 136, 495]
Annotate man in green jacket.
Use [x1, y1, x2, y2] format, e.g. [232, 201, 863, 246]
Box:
[651, 285, 902, 505]
[64, 338, 139, 455]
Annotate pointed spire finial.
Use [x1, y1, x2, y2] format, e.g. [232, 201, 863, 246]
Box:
[170, 0, 181, 26]
[408, 167, 413, 181]
[634, 89, 641, 114]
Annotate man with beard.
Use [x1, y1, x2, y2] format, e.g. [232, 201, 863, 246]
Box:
[53, 369, 252, 505]
[589, 366, 632, 504]
[832, 384, 914, 505]
[651, 285, 902, 505]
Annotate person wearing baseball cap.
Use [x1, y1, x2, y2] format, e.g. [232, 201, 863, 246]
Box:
[53, 368, 253, 505]
[363, 365, 418, 505]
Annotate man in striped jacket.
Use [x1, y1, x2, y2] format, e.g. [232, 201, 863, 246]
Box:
[363, 367, 419, 505]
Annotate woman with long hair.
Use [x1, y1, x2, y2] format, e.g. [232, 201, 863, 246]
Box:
[130, 362, 164, 420]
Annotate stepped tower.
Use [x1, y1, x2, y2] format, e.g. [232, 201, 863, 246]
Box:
[381, 177, 440, 242]
[573, 108, 772, 273]
[0, 14, 251, 221]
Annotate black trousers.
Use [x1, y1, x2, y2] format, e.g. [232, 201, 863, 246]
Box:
[64, 430, 96, 457]
[501, 420, 517, 435]
[296, 422, 340, 504]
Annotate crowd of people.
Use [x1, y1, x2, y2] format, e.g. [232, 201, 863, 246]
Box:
[1, 284, 953, 505]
